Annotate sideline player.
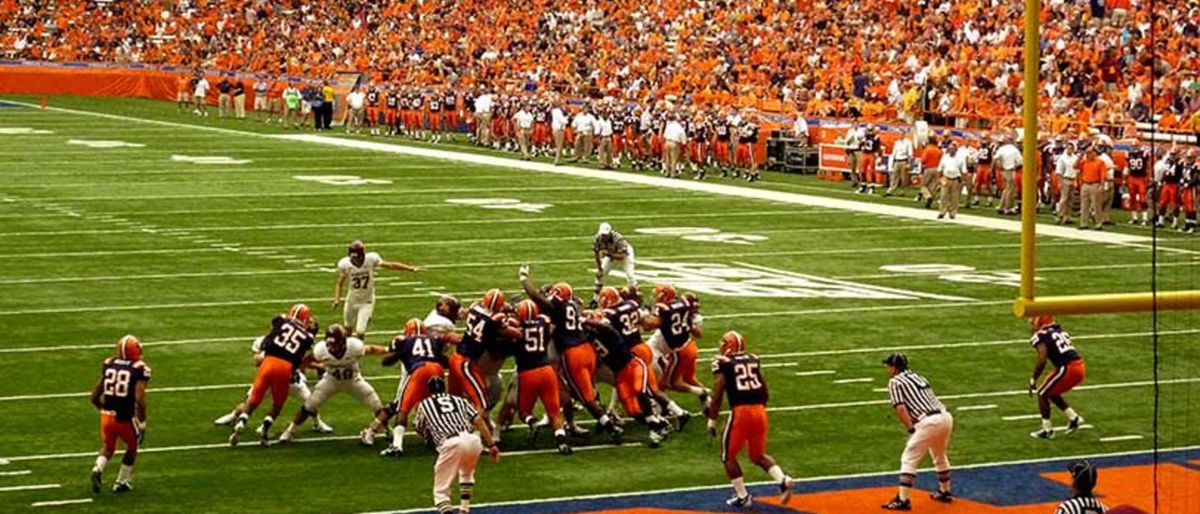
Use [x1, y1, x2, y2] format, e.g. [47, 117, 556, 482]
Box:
[278, 325, 390, 443]
[881, 352, 954, 510]
[705, 331, 794, 508]
[415, 376, 501, 514]
[332, 240, 424, 338]
[592, 222, 637, 304]
[1028, 316, 1087, 439]
[90, 336, 150, 494]
[643, 285, 709, 408]
[227, 304, 318, 447]
[370, 319, 451, 457]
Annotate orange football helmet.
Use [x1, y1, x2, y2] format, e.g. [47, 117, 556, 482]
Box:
[404, 318, 426, 337]
[719, 331, 746, 355]
[619, 284, 641, 302]
[516, 299, 539, 322]
[550, 282, 574, 302]
[117, 335, 143, 361]
[596, 287, 622, 309]
[481, 289, 506, 313]
[653, 283, 677, 304]
[1030, 315, 1056, 331]
[287, 303, 312, 325]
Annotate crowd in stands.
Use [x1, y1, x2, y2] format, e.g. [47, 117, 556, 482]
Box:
[4, 0, 1200, 139]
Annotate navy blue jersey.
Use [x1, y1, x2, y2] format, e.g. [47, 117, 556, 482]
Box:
[385, 93, 399, 108]
[429, 98, 441, 111]
[655, 299, 693, 350]
[1182, 163, 1199, 187]
[591, 324, 635, 371]
[443, 93, 456, 111]
[715, 122, 730, 141]
[367, 89, 380, 106]
[507, 315, 553, 372]
[458, 304, 505, 360]
[1031, 325, 1082, 369]
[976, 144, 994, 164]
[612, 116, 625, 133]
[548, 296, 588, 351]
[862, 133, 880, 153]
[262, 316, 314, 369]
[605, 300, 643, 347]
[1125, 151, 1147, 177]
[1162, 162, 1181, 184]
[713, 353, 768, 406]
[100, 358, 151, 421]
[390, 335, 447, 374]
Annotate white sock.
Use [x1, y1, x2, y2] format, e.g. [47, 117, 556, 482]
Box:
[93, 455, 108, 473]
[391, 425, 406, 449]
[117, 464, 133, 483]
[768, 465, 786, 482]
[667, 401, 686, 417]
[554, 428, 566, 437]
[598, 414, 611, 426]
[1064, 408, 1079, 421]
[731, 477, 748, 498]
[899, 485, 911, 501]
[1042, 418, 1053, 431]
[283, 423, 296, 435]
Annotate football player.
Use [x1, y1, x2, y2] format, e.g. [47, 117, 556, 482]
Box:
[644, 285, 710, 408]
[278, 325, 390, 443]
[1028, 316, 1087, 439]
[423, 294, 464, 337]
[332, 240, 424, 339]
[597, 287, 691, 428]
[502, 300, 572, 454]
[90, 336, 150, 494]
[583, 307, 671, 447]
[519, 266, 623, 441]
[707, 331, 795, 508]
[451, 290, 520, 414]
[212, 331, 332, 435]
[226, 305, 319, 447]
[371, 319, 452, 457]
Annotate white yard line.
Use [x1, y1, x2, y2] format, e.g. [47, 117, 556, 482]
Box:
[835, 260, 1200, 280]
[956, 404, 998, 411]
[0, 470, 31, 476]
[31, 499, 94, 508]
[793, 370, 837, 377]
[0, 483, 59, 493]
[832, 378, 874, 384]
[1002, 414, 1045, 421]
[1100, 435, 1145, 442]
[736, 262, 974, 302]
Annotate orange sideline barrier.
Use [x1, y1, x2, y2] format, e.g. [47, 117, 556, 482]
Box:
[0, 65, 263, 112]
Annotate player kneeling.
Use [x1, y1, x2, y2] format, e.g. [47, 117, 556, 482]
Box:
[706, 331, 794, 508]
[90, 336, 150, 494]
[278, 325, 390, 442]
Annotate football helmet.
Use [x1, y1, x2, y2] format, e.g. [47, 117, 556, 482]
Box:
[516, 299, 539, 322]
[325, 325, 348, 358]
[117, 335, 143, 361]
[1029, 315, 1056, 331]
[596, 287, 622, 309]
[287, 303, 312, 325]
[435, 294, 461, 320]
[481, 289, 506, 313]
[347, 240, 366, 267]
[719, 331, 746, 355]
[550, 282, 574, 302]
[404, 318, 425, 337]
[653, 283, 677, 304]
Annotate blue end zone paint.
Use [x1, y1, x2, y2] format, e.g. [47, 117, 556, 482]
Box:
[463, 448, 1197, 514]
[0, 101, 31, 109]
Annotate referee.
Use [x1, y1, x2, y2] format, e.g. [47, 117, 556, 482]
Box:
[1054, 460, 1107, 514]
[415, 376, 501, 514]
[593, 222, 637, 304]
[881, 353, 954, 511]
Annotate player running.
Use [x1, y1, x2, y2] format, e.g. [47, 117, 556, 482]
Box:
[278, 325, 389, 443]
[706, 331, 794, 508]
[503, 300, 572, 454]
[371, 319, 451, 457]
[644, 285, 710, 408]
[90, 336, 150, 494]
[519, 265, 623, 441]
[227, 304, 318, 447]
[333, 240, 424, 339]
[1028, 316, 1087, 439]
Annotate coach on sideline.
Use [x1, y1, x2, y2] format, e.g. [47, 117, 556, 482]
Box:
[416, 376, 500, 514]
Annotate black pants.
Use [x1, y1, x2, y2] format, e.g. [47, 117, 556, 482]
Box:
[315, 103, 333, 129]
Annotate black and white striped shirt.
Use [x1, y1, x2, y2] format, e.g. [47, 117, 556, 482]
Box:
[593, 231, 630, 256]
[416, 394, 479, 446]
[887, 370, 945, 421]
[1054, 496, 1107, 514]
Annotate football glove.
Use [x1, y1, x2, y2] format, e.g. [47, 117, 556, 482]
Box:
[1028, 377, 1037, 397]
[706, 419, 717, 438]
[519, 264, 530, 281]
[134, 420, 146, 445]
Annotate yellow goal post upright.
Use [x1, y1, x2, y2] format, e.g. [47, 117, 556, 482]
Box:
[1012, 0, 1199, 318]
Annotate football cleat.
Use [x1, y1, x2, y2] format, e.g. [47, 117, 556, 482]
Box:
[277, 430, 293, 444]
[91, 470, 102, 494]
[213, 412, 237, 426]
[229, 418, 247, 447]
[930, 490, 954, 503]
[725, 494, 753, 508]
[1066, 416, 1085, 435]
[1030, 429, 1055, 440]
[313, 418, 334, 434]
[112, 481, 133, 493]
[780, 477, 795, 505]
[566, 424, 590, 437]
[881, 496, 912, 510]
[647, 429, 666, 448]
[604, 423, 624, 443]
[359, 427, 376, 446]
[675, 410, 691, 432]
[380, 446, 404, 457]
[259, 419, 273, 447]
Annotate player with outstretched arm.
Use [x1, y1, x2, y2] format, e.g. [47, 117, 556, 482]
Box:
[333, 240, 424, 339]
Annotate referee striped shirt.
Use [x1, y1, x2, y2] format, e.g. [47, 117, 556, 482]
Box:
[887, 370, 945, 421]
[593, 231, 630, 256]
[416, 394, 479, 446]
[1054, 496, 1107, 514]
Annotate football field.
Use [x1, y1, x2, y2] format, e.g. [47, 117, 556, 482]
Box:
[0, 95, 1197, 513]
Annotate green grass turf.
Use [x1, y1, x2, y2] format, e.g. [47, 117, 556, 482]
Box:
[0, 95, 1197, 513]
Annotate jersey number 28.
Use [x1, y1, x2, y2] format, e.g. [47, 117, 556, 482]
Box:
[103, 368, 132, 398]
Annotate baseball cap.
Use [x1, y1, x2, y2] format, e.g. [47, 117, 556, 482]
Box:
[882, 352, 909, 370]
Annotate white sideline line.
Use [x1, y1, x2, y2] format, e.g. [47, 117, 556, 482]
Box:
[0, 483, 59, 492]
[0, 470, 31, 476]
[0, 210, 812, 238]
[793, 370, 837, 377]
[358, 444, 1200, 514]
[0, 292, 466, 317]
[1002, 414, 1044, 421]
[0, 184, 647, 203]
[1100, 435, 1145, 442]
[31, 499, 93, 508]
[832, 378, 873, 384]
[956, 404, 998, 411]
[736, 262, 973, 302]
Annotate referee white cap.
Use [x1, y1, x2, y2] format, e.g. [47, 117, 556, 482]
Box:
[597, 222, 612, 236]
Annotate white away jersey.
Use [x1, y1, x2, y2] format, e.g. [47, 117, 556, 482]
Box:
[338, 252, 382, 300]
[313, 337, 367, 378]
[423, 310, 457, 338]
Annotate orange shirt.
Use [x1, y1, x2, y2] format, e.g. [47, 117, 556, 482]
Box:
[1076, 157, 1106, 184]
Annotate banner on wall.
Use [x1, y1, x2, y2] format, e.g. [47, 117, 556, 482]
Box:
[818, 144, 851, 173]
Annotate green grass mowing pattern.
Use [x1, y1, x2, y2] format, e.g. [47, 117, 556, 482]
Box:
[0, 96, 1196, 513]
